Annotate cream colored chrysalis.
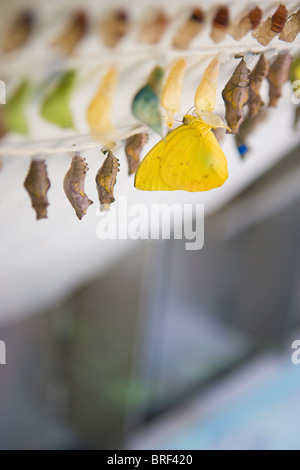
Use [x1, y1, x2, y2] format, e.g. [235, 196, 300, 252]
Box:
[161, 59, 187, 128]
[194, 57, 230, 130]
[87, 68, 118, 144]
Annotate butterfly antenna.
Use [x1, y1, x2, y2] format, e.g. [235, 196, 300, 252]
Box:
[186, 105, 195, 114]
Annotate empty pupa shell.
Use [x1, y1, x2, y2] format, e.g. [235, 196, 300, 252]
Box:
[100, 9, 129, 48]
[41, 70, 77, 129]
[52, 11, 88, 56]
[1, 10, 35, 53]
[222, 59, 250, 134]
[24, 160, 51, 220]
[125, 132, 148, 175]
[268, 52, 292, 107]
[86, 68, 118, 144]
[64, 154, 93, 220]
[161, 59, 187, 128]
[138, 10, 169, 44]
[172, 8, 205, 49]
[279, 9, 300, 42]
[210, 6, 229, 43]
[248, 54, 270, 117]
[252, 4, 288, 46]
[132, 66, 164, 134]
[235, 107, 269, 158]
[230, 7, 262, 40]
[96, 150, 120, 211]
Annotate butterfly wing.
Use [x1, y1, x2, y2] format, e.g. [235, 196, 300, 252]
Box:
[160, 124, 228, 191]
[134, 125, 188, 191]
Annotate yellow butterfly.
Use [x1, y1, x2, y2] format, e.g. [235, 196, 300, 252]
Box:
[135, 57, 230, 192]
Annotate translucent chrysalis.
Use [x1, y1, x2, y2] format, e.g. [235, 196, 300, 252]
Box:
[52, 11, 88, 56]
[172, 8, 205, 49]
[87, 68, 118, 144]
[161, 59, 187, 128]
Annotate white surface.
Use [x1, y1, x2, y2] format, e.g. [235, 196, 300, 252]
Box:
[0, 0, 300, 324]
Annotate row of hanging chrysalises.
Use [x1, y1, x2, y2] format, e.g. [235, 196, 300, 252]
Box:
[18, 52, 300, 221]
[1, 4, 300, 53]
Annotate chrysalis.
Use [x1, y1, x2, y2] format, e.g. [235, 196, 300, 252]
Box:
[161, 59, 187, 128]
[235, 108, 268, 158]
[87, 68, 118, 144]
[138, 10, 169, 44]
[125, 132, 148, 175]
[248, 54, 270, 117]
[222, 59, 250, 134]
[1, 10, 35, 53]
[41, 70, 77, 129]
[279, 9, 300, 42]
[63, 154, 93, 220]
[268, 52, 292, 107]
[230, 7, 262, 41]
[252, 4, 288, 46]
[172, 8, 205, 49]
[210, 6, 229, 43]
[52, 11, 88, 56]
[100, 9, 129, 48]
[96, 151, 120, 211]
[3, 80, 31, 135]
[132, 66, 164, 134]
[24, 160, 51, 220]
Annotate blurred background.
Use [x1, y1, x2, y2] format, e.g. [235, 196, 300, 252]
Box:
[1, 0, 300, 450]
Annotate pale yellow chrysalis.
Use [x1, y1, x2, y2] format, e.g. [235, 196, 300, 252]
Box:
[194, 57, 219, 114]
[195, 57, 230, 131]
[161, 59, 187, 128]
[87, 68, 118, 143]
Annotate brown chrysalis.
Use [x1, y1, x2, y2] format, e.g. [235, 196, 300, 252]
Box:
[24, 160, 51, 220]
[222, 59, 250, 134]
[252, 4, 288, 45]
[52, 11, 88, 56]
[235, 107, 269, 158]
[138, 10, 169, 44]
[210, 6, 229, 43]
[230, 7, 262, 41]
[1, 10, 35, 53]
[268, 52, 292, 107]
[63, 154, 93, 220]
[172, 8, 205, 49]
[96, 150, 120, 211]
[100, 9, 129, 48]
[279, 9, 300, 42]
[125, 132, 148, 175]
[248, 54, 270, 117]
